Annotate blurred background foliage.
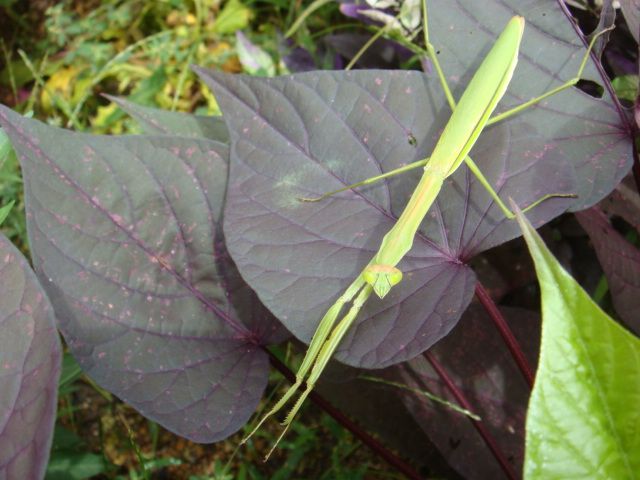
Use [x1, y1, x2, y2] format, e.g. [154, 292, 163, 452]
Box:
[0, 0, 338, 243]
[3, 0, 270, 131]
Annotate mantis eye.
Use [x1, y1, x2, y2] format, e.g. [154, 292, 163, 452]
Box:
[363, 264, 403, 299]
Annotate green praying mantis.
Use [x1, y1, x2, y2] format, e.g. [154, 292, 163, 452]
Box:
[243, 0, 611, 458]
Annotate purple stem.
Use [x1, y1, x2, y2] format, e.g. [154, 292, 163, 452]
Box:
[266, 351, 424, 480]
[424, 351, 519, 480]
[631, 123, 640, 194]
[475, 282, 535, 388]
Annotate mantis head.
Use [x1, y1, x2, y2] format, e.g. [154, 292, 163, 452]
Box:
[363, 264, 403, 298]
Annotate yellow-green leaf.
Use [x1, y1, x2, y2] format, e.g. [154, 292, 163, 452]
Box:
[515, 208, 640, 479]
[213, 0, 251, 34]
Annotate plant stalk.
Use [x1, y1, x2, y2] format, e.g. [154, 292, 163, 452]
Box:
[424, 351, 518, 480]
[475, 282, 535, 388]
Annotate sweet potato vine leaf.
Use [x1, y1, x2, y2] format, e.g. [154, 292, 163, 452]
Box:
[195, 1, 631, 369]
[0, 105, 286, 443]
[516, 207, 640, 479]
[0, 233, 61, 479]
[576, 206, 640, 334]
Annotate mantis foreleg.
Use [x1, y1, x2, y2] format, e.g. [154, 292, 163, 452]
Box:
[264, 283, 374, 460]
[242, 275, 367, 444]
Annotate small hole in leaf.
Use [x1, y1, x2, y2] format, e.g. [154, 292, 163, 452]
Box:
[449, 437, 461, 449]
[576, 79, 604, 98]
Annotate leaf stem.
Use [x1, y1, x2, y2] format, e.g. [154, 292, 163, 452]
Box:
[421, 0, 455, 109]
[475, 282, 535, 388]
[423, 351, 518, 480]
[284, 0, 334, 38]
[345, 22, 392, 71]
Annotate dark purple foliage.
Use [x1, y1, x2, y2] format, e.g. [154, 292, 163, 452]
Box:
[195, 3, 630, 367]
[0, 105, 287, 443]
[576, 206, 640, 334]
[332, 0, 417, 69]
[0, 2, 634, 470]
[279, 34, 412, 72]
[0, 233, 61, 479]
[281, 44, 318, 73]
[314, 363, 456, 476]
[399, 305, 539, 479]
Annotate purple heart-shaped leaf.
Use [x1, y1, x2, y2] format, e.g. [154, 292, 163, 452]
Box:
[195, 1, 631, 369]
[0, 233, 61, 479]
[0, 105, 286, 442]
